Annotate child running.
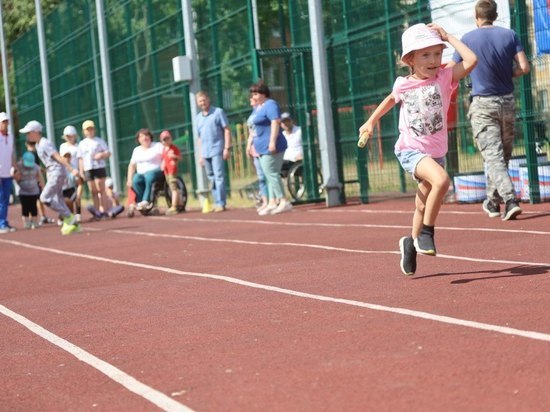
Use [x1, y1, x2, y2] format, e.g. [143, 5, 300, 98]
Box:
[358, 23, 477, 275]
[19, 120, 82, 235]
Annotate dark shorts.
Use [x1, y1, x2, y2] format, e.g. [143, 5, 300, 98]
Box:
[84, 168, 107, 181]
[63, 187, 77, 201]
[19, 194, 39, 217]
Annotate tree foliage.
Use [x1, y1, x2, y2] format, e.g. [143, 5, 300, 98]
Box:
[2, 0, 63, 44]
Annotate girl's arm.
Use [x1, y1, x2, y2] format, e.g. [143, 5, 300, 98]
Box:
[428, 23, 477, 81]
[358, 93, 396, 145]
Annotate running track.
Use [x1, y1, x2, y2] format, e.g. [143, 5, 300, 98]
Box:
[1, 199, 549, 411]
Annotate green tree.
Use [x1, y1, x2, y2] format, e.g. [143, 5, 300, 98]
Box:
[0, 0, 62, 111]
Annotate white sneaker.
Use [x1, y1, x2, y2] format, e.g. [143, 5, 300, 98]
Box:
[258, 204, 277, 216]
[270, 202, 292, 215]
[136, 200, 149, 210]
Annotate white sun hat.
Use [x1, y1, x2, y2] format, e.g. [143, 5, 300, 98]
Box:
[401, 23, 447, 60]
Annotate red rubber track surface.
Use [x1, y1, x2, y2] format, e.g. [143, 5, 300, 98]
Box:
[1, 199, 549, 411]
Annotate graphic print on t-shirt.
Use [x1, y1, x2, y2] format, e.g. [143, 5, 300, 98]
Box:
[402, 83, 443, 137]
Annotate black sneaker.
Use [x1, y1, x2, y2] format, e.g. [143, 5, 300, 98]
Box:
[482, 199, 500, 218]
[414, 233, 436, 256]
[399, 236, 417, 276]
[502, 199, 522, 221]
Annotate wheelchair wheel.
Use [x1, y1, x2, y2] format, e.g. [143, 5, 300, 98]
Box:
[287, 162, 323, 201]
[287, 162, 305, 201]
[164, 176, 188, 212]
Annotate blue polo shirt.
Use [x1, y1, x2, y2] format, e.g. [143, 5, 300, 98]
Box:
[196, 106, 229, 158]
[252, 99, 287, 155]
[452, 26, 524, 96]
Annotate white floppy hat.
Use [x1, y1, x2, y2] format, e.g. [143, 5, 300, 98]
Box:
[63, 125, 78, 136]
[0, 112, 9, 122]
[19, 120, 43, 134]
[401, 23, 447, 60]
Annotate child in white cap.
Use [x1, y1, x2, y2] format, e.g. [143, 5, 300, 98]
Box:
[19, 120, 82, 235]
[358, 23, 477, 275]
[59, 125, 83, 221]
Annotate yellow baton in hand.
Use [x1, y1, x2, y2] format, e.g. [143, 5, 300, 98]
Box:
[357, 130, 371, 148]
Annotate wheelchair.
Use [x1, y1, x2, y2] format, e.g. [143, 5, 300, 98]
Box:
[128, 175, 188, 217]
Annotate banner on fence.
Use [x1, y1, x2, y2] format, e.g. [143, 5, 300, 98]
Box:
[429, 0, 511, 63]
[534, 0, 550, 54]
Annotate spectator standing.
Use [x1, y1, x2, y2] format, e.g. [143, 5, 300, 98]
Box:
[0, 112, 16, 233]
[452, 0, 530, 221]
[19, 120, 81, 235]
[59, 125, 83, 221]
[160, 130, 183, 215]
[195, 91, 231, 212]
[14, 151, 44, 229]
[249, 80, 292, 215]
[246, 95, 268, 211]
[78, 120, 111, 217]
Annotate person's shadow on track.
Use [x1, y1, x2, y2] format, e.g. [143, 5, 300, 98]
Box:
[513, 211, 550, 221]
[412, 264, 549, 283]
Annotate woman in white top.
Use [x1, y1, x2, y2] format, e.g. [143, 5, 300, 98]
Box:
[126, 128, 163, 210]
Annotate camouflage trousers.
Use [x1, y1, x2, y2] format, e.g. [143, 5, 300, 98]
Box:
[468, 93, 516, 203]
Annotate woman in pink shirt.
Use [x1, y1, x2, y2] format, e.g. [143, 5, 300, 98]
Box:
[358, 23, 477, 275]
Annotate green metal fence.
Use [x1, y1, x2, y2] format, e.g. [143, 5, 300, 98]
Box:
[11, 0, 550, 204]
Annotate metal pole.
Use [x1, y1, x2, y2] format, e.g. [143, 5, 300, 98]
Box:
[95, 0, 120, 192]
[181, 0, 209, 201]
[247, 0, 261, 79]
[307, 0, 341, 206]
[88, 0, 105, 138]
[0, 0, 14, 138]
[35, 0, 55, 143]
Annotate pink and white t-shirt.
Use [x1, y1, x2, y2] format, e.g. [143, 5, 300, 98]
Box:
[393, 67, 457, 159]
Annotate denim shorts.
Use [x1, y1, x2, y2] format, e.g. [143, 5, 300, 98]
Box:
[395, 149, 445, 182]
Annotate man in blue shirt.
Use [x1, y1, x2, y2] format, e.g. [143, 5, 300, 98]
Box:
[195, 91, 232, 212]
[452, 0, 530, 221]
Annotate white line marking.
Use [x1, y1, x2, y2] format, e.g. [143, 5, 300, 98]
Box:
[2, 238, 549, 343]
[308, 208, 546, 216]
[0, 304, 193, 412]
[106, 229, 550, 267]
[155, 216, 550, 236]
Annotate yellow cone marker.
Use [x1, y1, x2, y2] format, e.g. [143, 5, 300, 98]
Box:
[202, 196, 213, 214]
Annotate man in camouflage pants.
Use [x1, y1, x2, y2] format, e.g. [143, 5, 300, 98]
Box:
[452, 0, 530, 220]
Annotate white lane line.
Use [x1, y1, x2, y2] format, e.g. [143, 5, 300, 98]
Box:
[1, 238, 549, 343]
[0, 304, 193, 412]
[107, 229, 550, 268]
[308, 208, 546, 216]
[155, 216, 550, 236]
